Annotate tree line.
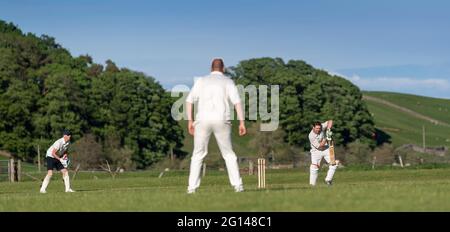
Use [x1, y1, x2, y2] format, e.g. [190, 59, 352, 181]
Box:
[0, 20, 184, 169]
[1, 20, 379, 169]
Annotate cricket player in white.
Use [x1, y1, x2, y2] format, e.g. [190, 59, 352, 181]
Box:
[40, 130, 75, 193]
[186, 58, 246, 194]
[308, 120, 336, 186]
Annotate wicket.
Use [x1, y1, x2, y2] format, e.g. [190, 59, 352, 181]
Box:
[257, 158, 266, 189]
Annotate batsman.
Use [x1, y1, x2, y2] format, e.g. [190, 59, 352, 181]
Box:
[308, 120, 338, 186]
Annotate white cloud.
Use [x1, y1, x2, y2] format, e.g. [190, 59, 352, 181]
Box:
[329, 71, 450, 99]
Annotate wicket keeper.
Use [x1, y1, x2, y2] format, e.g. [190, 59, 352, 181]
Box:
[40, 129, 75, 193]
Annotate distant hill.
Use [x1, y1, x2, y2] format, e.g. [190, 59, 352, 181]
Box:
[363, 91, 450, 147]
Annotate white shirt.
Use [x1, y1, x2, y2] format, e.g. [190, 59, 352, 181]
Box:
[186, 71, 241, 121]
[46, 137, 70, 158]
[309, 121, 329, 152]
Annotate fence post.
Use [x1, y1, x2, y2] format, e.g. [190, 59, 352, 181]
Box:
[9, 158, 15, 182]
[17, 160, 21, 182]
[372, 156, 376, 170]
[398, 155, 404, 168]
[202, 163, 206, 177]
[7, 160, 11, 182]
[37, 144, 41, 173]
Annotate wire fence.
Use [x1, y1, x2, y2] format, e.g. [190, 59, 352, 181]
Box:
[0, 160, 9, 182]
[2, 147, 450, 183]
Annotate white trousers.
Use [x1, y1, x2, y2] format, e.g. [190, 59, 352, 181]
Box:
[309, 149, 337, 185]
[188, 121, 243, 191]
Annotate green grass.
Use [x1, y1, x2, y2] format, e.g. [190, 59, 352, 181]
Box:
[364, 91, 450, 124]
[366, 99, 450, 146]
[363, 92, 450, 147]
[1, 168, 450, 211]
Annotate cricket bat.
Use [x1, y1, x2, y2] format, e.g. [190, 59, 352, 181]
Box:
[328, 140, 336, 165]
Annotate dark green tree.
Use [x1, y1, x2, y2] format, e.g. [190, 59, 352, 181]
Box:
[231, 57, 376, 150]
[0, 20, 184, 167]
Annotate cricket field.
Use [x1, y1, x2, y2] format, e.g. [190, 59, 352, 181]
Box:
[1, 167, 449, 211]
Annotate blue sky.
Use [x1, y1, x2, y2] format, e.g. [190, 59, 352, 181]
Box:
[1, 0, 449, 98]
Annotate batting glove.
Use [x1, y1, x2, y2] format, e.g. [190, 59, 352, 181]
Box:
[326, 128, 333, 140]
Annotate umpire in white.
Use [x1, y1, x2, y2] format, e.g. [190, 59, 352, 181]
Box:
[186, 58, 247, 194]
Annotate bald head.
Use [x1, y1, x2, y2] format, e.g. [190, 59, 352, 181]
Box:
[211, 58, 225, 72]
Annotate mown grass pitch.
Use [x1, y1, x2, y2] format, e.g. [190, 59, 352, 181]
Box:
[1, 167, 450, 211]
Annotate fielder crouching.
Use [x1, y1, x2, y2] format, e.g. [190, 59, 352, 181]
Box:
[308, 120, 337, 186]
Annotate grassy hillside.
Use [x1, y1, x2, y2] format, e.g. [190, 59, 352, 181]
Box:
[363, 91, 450, 147]
[365, 91, 450, 124]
